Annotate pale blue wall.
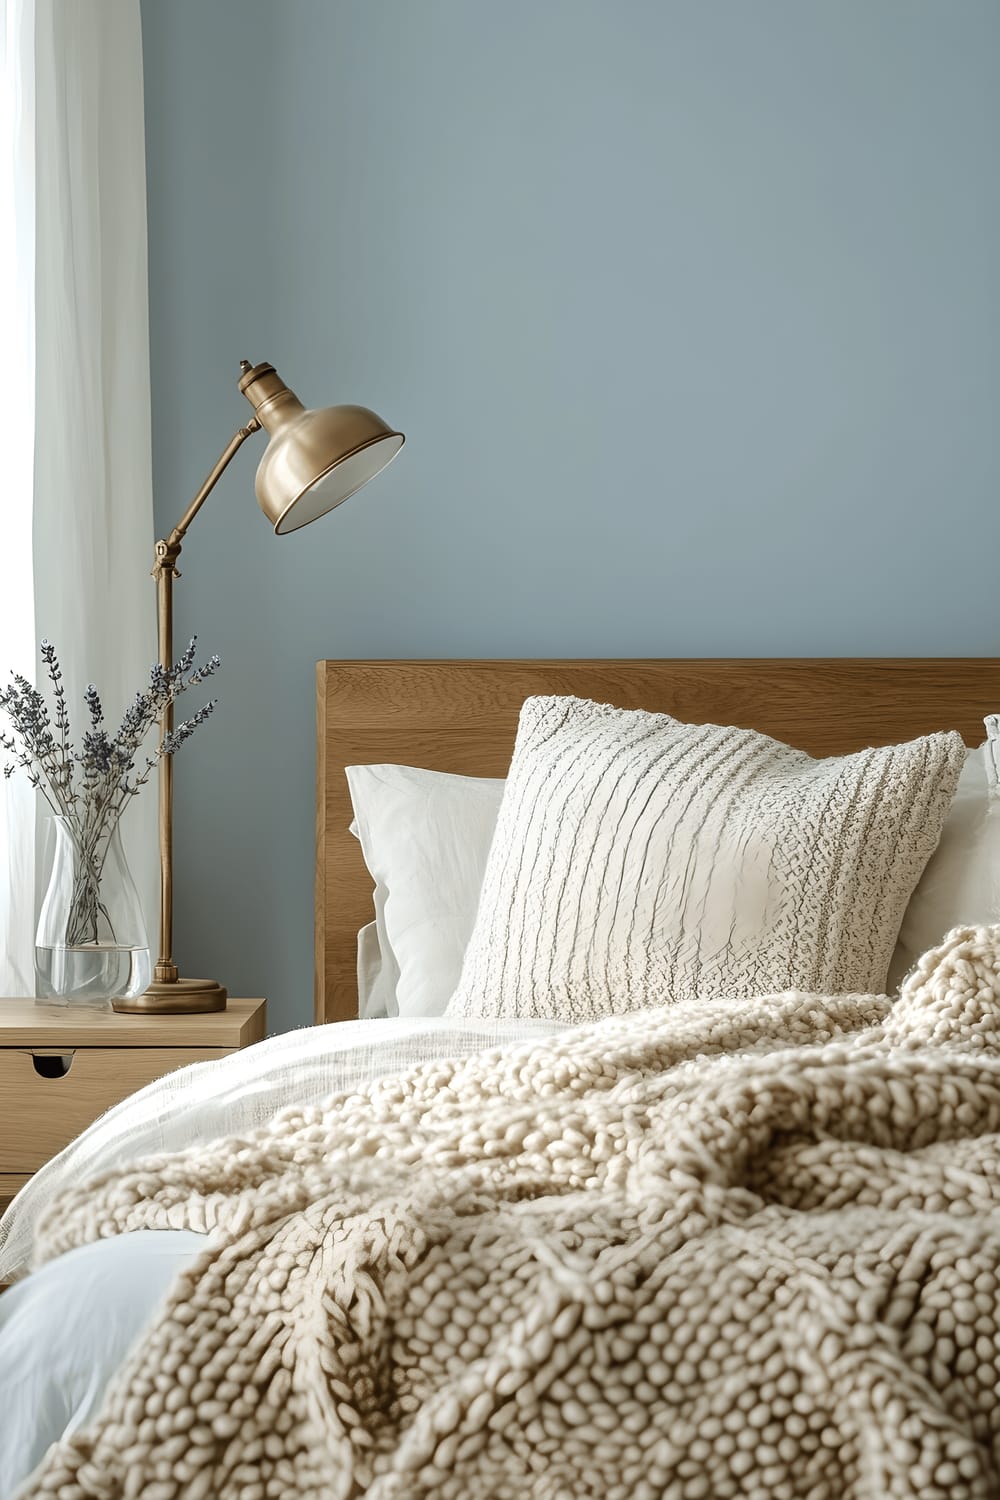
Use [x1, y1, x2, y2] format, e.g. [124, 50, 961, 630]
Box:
[141, 0, 1000, 1033]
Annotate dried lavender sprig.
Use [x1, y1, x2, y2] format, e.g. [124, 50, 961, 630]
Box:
[79, 728, 115, 776]
[187, 654, 221, 686]
[82, 662, 220, 892]
[84, 683, 103, 727]
[99, 690, 216, 834]
[2, 639, 221, 856]
[2, 639, 222, 948]
[41, 640, 73, 801]
[0, 674, 73, 817]
[162, 698, 217, 755]
[81, 641, 220, 831]
[90, 639, 216, 791]
[119, 640, 217, 751]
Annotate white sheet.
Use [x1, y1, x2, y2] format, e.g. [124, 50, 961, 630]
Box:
[1, 1231, 207, 1498]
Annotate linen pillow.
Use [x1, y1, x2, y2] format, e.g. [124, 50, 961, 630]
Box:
[356, 920, 399, 1020]
[445, 695, 966, 1022]
[888, 727, 1000, 987]
[346, 764, 506, 1018]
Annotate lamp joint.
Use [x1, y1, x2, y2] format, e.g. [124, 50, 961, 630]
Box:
[151, 536, 183, 581]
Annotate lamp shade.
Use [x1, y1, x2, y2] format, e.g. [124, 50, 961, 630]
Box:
[238, 361, 404, 534]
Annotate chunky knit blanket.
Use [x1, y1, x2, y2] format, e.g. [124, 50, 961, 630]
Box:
[19, 927, 1000, 1500]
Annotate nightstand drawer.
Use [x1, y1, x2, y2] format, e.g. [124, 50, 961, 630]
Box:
[0, 1046, 231, 1171]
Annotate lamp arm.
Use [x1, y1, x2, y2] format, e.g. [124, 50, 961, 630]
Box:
[151, 415, 264, 659]
[149, 414, 262, 985]
[164, 415, 263, 552]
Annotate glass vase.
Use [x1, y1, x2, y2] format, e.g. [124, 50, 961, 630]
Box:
[35, 815, 152, 1007]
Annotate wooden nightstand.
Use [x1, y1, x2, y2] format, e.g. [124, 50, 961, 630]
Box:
[0, 998, 266, 1219]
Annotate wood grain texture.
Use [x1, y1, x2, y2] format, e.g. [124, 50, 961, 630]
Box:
[0, 1046, 235, 1172]
[316, 659, 1000, 1025]
[0, 997, 266, 1048]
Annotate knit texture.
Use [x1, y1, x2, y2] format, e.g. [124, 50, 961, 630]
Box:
[19, 926, 1000, 1500]
[446, 696, 966, 1022]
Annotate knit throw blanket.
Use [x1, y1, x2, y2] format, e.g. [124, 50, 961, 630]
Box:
[19, 927, 1000, 1500]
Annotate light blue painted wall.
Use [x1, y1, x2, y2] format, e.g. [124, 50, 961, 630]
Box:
[141, 0, 1000, 1032]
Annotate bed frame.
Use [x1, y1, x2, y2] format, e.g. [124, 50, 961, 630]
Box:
[315, 658, 1000, 1024]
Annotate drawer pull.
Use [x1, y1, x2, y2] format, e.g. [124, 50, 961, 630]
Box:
[31, 1053, 74, 1079]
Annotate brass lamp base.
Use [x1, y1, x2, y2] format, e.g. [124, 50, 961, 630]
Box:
[113, 977, 228, 1014]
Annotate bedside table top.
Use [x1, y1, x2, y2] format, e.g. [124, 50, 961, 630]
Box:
[0, 997, 266, 1047]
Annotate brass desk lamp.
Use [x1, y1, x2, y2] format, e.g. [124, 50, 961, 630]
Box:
[112, 360, 404, 1014]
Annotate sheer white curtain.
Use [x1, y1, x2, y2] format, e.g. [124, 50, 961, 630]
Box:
[0, 0, 156, 994]
[0, 0, 37, 992]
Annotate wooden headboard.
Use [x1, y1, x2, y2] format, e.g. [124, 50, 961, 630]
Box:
[315, 658, 1000, 1024]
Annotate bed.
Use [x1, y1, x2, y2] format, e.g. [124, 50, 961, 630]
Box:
[3, 656, 1000, 1498]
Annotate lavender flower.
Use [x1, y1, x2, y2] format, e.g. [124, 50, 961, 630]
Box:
[1, 639, 220, 944]
[84, 683, 103, 727]
[80, 729, 114, 776]
[162, 698, 217, 755]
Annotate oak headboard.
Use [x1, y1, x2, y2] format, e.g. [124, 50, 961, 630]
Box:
[315, 658, 1000, 1024]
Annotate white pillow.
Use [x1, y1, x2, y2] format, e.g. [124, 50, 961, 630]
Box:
[346, 764, 505, 1018]
[445, 695, 966, 1023]
[888, 731, 1000, 987]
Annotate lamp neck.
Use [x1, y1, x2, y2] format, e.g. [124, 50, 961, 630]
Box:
[238, 359, 306, 436]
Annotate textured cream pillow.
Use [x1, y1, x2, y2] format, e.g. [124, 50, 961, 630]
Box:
[446, 695, 966, 1022]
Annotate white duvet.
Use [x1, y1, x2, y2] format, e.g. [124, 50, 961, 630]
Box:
[0, 1015, 565, 1496]
[0, 1230, 208, 1496]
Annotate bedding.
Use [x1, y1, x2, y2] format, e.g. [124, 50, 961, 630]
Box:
[357, 917, 397, 1019]
[0, 1231, 207, 1498]
[347, 763, 505, 1018]
[13, 925, 1000, 1499]
[351, 742, 999, 1015]
[890, 729, 1000, 986]
[351, 725, 1000, 1019]
[0, 1016, 566, 1286]
[0, 1017, 568, 1494]
[447, 694, 965, 1023]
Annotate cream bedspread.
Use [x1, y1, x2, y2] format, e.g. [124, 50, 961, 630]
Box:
[18, 928, 1000, 1500]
